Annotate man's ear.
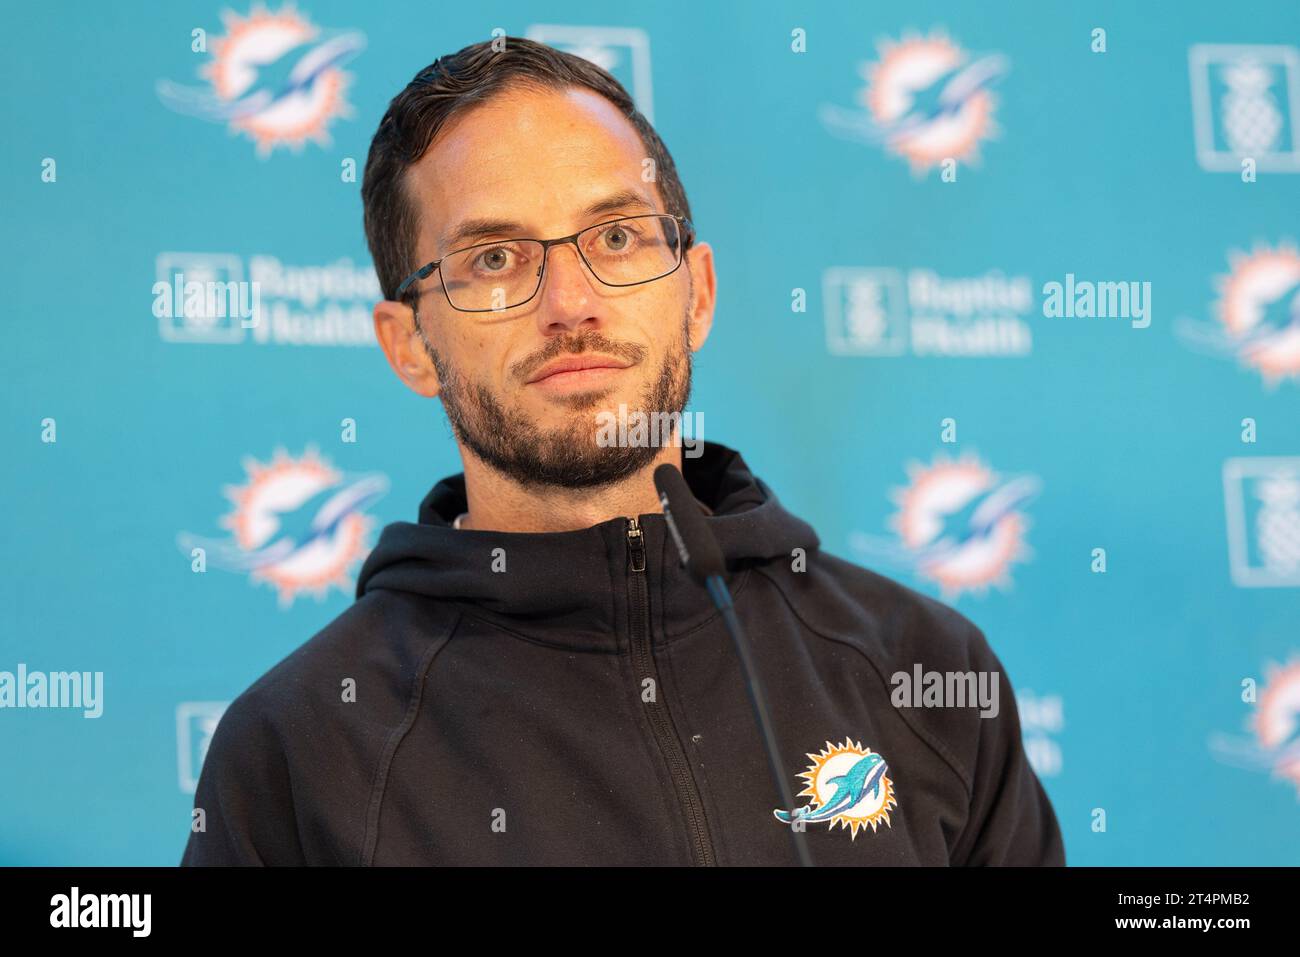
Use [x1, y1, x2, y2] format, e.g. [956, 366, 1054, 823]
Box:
[373, 299, 442, 398]
[685, 241, 717, 353]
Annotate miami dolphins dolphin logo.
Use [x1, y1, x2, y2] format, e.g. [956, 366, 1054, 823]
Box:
[177, 445, 388, 607]
[157, 5, 366, 156]
[773, 738, 897, 839]
[1209, 657, 1300, 797]
[1175, 244, 1300, 387]
[851, 453, 1040, 600]
[819, 30, 1009, 175]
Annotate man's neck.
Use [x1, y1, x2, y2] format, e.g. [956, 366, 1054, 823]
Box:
[457, 443, 685, 533]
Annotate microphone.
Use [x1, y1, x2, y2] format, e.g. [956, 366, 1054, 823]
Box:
[653, 464, 814, 867]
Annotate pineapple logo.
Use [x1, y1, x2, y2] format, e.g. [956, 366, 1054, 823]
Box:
[1189, 44, 1300, 173]
[1223, 457, 1300, 587]
[1255, 474, 1300, 575]
[1221, 61, 1284, 156]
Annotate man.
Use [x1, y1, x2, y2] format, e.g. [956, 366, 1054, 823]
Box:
[181, 37, 1064, 866]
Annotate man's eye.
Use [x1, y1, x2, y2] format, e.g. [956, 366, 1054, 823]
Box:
[600, 225, 642, 252]
[475, 246, 517, 271]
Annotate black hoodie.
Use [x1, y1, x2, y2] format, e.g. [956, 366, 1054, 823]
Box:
[180, 440, 1064, 866]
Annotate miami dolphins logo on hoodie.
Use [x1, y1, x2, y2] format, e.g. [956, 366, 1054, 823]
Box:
[773, 738, 897, 838]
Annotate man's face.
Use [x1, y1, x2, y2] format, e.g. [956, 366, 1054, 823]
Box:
[377, 84, 715, 489]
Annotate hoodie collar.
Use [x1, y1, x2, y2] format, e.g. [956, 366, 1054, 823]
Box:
[355, 441, 818, 652]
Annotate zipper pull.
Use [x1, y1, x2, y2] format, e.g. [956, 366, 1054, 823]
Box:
[626, 517, 646, 572]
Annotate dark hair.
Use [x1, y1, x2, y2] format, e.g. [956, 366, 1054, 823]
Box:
[361, 36, 694, 303]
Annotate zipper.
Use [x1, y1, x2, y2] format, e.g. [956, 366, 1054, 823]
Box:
[625, 517, 717, 866]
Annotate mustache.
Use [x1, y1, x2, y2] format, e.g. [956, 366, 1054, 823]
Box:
[511, 330, 646, 384]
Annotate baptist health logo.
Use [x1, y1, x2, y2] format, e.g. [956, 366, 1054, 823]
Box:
[825, 267, 1033, 357]
[851, 453, 1040, 600]
[177, 446, 388, 608]
[157, 5, 365, 157]
[819, 30, 1008, 174]
[1018, 690, 1064, 779]
[1189, 44, 1300, 173]
[1223, 457, 1300, 587]
[155, 252, 379, 345]
[177, 701, 228, 792]
[1209, 657, 1300, 797]
[526, 24, 653, 121]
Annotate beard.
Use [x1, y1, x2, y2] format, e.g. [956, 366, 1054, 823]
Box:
[420, 309, 694, 490]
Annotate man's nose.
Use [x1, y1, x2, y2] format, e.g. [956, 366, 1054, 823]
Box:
[535, 241, 599, 334]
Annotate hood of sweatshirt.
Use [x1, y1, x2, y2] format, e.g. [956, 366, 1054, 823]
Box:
[355, 440, 819, 650]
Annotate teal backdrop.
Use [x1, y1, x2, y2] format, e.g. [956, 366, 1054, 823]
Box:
[2, 0, 1298, 865]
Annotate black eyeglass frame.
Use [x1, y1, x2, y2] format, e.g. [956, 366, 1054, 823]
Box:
[394, 213, 696, 317]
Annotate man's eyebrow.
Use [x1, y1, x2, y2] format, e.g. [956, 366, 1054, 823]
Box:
[437, 217, 527, 256]
[437, 190, 660, 255]
[581, 189, 658, 219]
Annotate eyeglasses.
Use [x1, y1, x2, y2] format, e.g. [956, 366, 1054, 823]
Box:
[395, 213, 695, 315]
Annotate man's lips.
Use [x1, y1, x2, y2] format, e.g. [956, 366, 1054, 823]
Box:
[525, 355, 634, 385]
